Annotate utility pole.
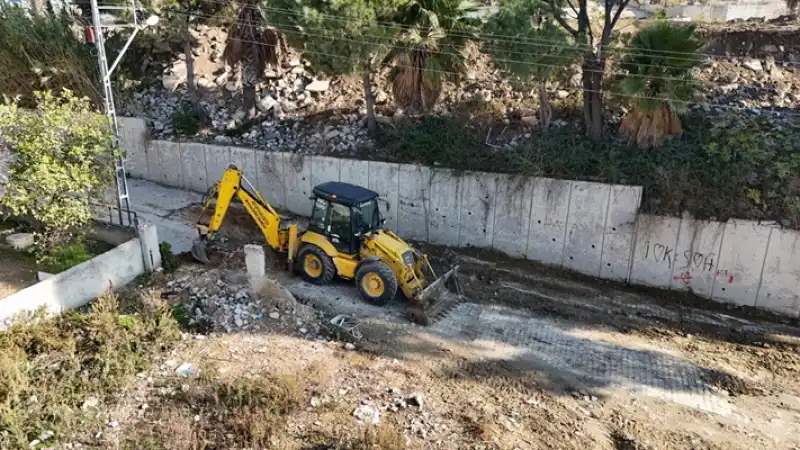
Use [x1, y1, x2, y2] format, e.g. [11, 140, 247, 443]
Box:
[88, 0, 158, 226]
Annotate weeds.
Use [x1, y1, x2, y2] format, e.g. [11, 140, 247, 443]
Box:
[36, 241, 93, 273]
[129, 372, 310, 449]
[374, 111, 800, 227]
[0, 5, 99, 105]
[301, 423, 408, 450]
[159, 241, 181, 273]
[0, 292, 180, 449]
[171, 103, 204, 136]
[358, 425, 407, 449]
[171, 302, 192, 328]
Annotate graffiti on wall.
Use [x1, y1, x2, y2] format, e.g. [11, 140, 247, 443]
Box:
[643, 241, 716, 271]
[643, 241, 735, 287]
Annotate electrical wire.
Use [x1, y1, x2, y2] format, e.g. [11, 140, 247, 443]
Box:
[143, 0, 800, 67]
[153, 8, 791, 90]
[153, 8, 748, 89]
[141, 22, 800, 119]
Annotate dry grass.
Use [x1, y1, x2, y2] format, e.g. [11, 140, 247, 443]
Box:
[121, 337, 413, 450]
[128, 364, 313, 449]
[297, 420, 410, 450]
[620, 105, 683, 149]
[391, 54, 442, 113]
[0, 291, 180, 449]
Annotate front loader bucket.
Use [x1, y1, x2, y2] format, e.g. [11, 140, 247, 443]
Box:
[190, 240, 211, 264]
[407, 265, 464, 326]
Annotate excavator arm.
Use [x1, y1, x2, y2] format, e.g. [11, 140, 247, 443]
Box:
[191, 165, 298, 265]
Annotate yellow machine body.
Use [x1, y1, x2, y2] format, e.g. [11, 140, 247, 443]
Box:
[192, 165, 461, 324]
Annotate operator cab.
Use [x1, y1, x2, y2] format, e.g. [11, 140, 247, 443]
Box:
[308, 181, 384, 254]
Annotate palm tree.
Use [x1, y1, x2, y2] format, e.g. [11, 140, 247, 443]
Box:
[223, 0, 280, 118]
[614, 20, 702, 149]
[384, 0, 478, 113]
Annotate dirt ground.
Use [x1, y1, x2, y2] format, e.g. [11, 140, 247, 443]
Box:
[99, 208, 800, 450]
[0, 247, 37, 299]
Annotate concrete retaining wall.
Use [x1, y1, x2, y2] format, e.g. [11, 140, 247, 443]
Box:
[622, 0, 788, 21]
[660, 2, 788, 22]
[0, 222, 161, 329]
[118, 117, 800, 318]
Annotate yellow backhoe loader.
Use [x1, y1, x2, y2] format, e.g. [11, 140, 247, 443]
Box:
[190, 165, 462, 325]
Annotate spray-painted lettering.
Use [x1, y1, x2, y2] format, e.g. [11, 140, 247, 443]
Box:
[672, 271, 693, 286]
[715, 269, 735, 284]
[643, 241, 716, 272]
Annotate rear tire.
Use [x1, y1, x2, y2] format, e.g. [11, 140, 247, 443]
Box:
[356, 260, 398, 306]
[297, 245, 336, 285]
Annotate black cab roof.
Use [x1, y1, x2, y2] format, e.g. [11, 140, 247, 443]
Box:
[313, 181, 379, 206]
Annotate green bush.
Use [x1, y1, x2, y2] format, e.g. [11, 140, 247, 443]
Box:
[159, 241, 181, 273]
[0, 4, 99, 105]
[171, 302, 192, 328]
[171, 103, 203, 136]
[0, 90, 115, 247]
[373, 111, 800, 227]
[37, 241, 93, 273]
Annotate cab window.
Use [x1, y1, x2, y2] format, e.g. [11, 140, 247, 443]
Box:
[310, 198, 328, 232]
[329, 202, 351, 238]
[357, 199, 380, 232]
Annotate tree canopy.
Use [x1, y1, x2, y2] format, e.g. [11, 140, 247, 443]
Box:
[0, 90, 115, 245]
[482, 0, 578, 84]
[613, 20, 703, 148]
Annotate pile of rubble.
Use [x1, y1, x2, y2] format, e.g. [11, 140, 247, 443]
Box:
[163, 265, 317, 334]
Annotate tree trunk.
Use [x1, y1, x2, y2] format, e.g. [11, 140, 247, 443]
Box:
[30, 0, 45, 14]
[590, 70, 603, 141]
[242, 61, 258, 119]
[417, 53, 427, 113]
[243, 84, 257, 118]
[581, 54, 605, 142]
[184, 17, 198, 109]
[538, 84, 552, 131]
[363, 65, 376, 136]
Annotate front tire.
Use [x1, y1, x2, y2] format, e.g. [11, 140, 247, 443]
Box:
[356, 260, 398, 306]
[297, 245, 336, 285]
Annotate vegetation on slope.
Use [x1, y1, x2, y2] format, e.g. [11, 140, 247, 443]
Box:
[375, 111, 800, 227]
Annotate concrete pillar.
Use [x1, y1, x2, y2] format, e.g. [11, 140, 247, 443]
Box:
[244, 244, 266, 291]
[136, 221, 161, 272]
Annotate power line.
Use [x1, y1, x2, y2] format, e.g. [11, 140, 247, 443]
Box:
[146, 24, 800, 119]
[151, 0, 800, 67]
[161, 8, 755, 88]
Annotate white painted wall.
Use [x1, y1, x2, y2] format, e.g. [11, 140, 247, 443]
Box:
[117, 117, 800, 318]
[0, 222, 161, 329]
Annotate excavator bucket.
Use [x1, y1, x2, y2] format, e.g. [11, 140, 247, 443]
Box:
[190, 240, 211, 264]
[407, 265, 464, 326]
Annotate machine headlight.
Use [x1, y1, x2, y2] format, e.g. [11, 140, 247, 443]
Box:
[402, 251, 414, 266]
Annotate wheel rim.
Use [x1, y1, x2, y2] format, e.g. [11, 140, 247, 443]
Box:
[361, 273, 385, 297]
[304, 254, 323, 278]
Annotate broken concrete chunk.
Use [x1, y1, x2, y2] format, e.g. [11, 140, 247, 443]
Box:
[6, 233, 34, 250]
[353, 404, 380, 425]
[305, 79, 330, 93]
